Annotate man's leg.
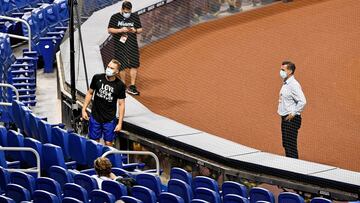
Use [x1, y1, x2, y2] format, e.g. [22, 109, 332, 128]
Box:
[281, 116, 293, 158]
[103, 119, 117, 147]
[126, 49, 140, 95]
[88, 115, 102, 143]
[288, 115, 302, 159]
[130, 68, 137, 86]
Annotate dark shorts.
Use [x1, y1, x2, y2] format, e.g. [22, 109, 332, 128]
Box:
[89, 115, 116, 142]
[114, 48, 140, 71]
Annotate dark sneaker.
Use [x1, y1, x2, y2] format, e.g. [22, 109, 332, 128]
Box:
[127, 85, 140, 95]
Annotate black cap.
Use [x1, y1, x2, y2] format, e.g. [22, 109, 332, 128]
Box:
[122, 1, 132, 10]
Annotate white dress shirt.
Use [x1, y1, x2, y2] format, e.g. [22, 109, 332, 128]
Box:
[278, 76, 306, 116]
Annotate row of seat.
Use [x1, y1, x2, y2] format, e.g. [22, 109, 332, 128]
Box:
[0, 0, 54, 16]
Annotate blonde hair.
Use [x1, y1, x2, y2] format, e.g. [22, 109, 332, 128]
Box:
[110, 59, 121, 70]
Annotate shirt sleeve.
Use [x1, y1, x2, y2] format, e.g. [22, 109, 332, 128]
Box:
[90, 75, 98, 90]
[108, 14, 117, 29]
[134, 13, 142, 29]
[291, 83, 307, 115]
[117, 82, 126, 100]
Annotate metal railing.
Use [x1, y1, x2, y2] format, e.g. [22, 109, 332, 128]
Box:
[0, 147, 41, 177]
[102, 150, 160, 176]
[0, 83, 19, 106]
[0, 15, 32, 51]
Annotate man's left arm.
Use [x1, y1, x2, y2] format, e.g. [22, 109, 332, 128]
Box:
[114, 99, 125, 132]
[291, 84, 307, 116]
[132, 14, 143, 34]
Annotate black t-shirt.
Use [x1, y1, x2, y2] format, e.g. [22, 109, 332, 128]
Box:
[90, 74, 126, 123]
[108, 12, 142, 51]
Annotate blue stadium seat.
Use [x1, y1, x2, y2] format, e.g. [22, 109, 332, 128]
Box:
[6, 183, 31, 202]
[0, 126, 7, 147]
[0, 149, 20, 169]
[35, 177, 62, 198]
[68, 133, 87, 166]
[23, 137, 42, 168]
[194, 187, 221, 203]
[222, 181, 248, 198]
[6, 130, 24, 161]
[63, 183, 88, 203]
[33, 190, 60, 203]
[170, 167, 192, 188]
[89, 189, 115, 203]
[42, 143, 77, 173]
[102, 180, 128, 200]
[28, 112, 43, 141]
[61, 197, 83, 203]
[192, 176, 219, 194]
[132, 185, 157, 203]
[310, 197, 332, 203]
[85, 139, 103, 168]
[49, 166, 74, 189]
[168, 179, 193, 203]
[249, 187, 275, 203]
[51, 127, 70, 160]
[159, 192, 185, 203]
[224, 194, 249, 203]
[73, 173, 98, 194]
[0, 166, 10, 194]
[190, 200, 209, 203]
[0, 195, 15, 203]
[278, 192, 304, 203]
[10, 171, 36, 196]
[136, 173, 163, 198]
[121, 196, 143, 203]
[53, 0, 69, 25]
[37, 119, 53, 143]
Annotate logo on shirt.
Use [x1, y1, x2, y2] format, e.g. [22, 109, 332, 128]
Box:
[118, 21, 134, 27]
[96, 83, 114, 102]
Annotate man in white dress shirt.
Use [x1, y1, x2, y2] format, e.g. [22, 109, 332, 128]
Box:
[278, 61, 306, 159]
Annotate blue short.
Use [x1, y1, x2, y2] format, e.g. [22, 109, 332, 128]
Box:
[89, 115, 116, 142]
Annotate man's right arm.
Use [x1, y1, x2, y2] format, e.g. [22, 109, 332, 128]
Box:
[82, 88, 94, 120]
[108, 15, 128, 34]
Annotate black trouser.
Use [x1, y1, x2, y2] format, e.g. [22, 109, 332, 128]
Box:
[281, 115, 302, 159]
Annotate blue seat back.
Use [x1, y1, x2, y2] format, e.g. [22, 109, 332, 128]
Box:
[132, 186, 157, 203]
[0, 150, 8, 168]
[51, 127, 70, 160]
[159, 192, 184, 203]
[11, 100, 24, 130]
[61, 197, 83, 203]
[310, 197, 332, 203]
[249, 187, 275, 203]
[170, 167, 192, 187]
[28, 113, 41, 141]
[0, 166, 10, 194]
[278, 192, 304, 203]
[42, 143, 67, 172]
[38, 120, 52, 143]
[86, 139, 103, 168]
[35, 177, 62, 198]
[68, 133, 86, 165]
[33, 190, 60, 203]
[121, 196, 143, 203]
[10, 171, 36, 196]
[0, 126, 7, 147]
[136, 173, 162, 197]
[190, 200, 209, 203]
[0, 195, 15, 203]
[223, 194, 249, 203]
[194, 187, 221, 203]
[22, 12, 40, 39]
[43, 3, 60, 29]
[102, 180, 128, 200]
[168, 179, 192, 203]
[49, 166, 73, 190]
[102, 146, 123, 168]
[90, 189, 115, 203]
[192, 176, 219, 194]
[23, 137, 42, 168]
[1, 0, 17, 16]
[20, 106, 32, 138]
[222, 181, 248, 198]
[73, 173, 98, 194]
[32, 7, 47, 36]
[6, 183, 31, 202]
[54, 0, 69, 23]
[13, 0, 29, 11]
[7, 130, 24, 161]
[63, 183, 88, 203]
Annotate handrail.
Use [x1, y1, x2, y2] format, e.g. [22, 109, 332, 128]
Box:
[0, 15, 32, 51]
[0, 83, 19, 106]
[0, 146, 41, 177]
[102, 150, 160, 176]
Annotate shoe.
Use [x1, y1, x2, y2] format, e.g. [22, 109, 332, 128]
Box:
[127, 85, 140, 95]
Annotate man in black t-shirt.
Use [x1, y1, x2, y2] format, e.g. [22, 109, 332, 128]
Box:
[82, 59, 126, 146]
[108, 1, 143, 95]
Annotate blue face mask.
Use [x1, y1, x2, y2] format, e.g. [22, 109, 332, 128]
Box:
[106, 67, 115, 77]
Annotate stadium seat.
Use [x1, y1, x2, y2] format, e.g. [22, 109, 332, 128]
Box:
[194, 187, 221, 203]
[0, 166, 10, 194]
[310, 197, 332, 203]
[132, 185, 157, 203]
[0, 195, 15, 203]
[42, 143, 77, 173]
[35, 177, 62, 198]
[0, 126, 7, 147]
[89, 189, 115, 203]
[249, 187, 275, 203]
[121, 196, 143, 203]
[278, 192, 304, 203]
[6, 183, 31, 202]
[10, 171, 36, 196]
[73, 173, 98, 194]
[159, 192, 185, 203]
[33, 190, 60, 203]
[68, 133, 87, 166]
[102, 180, 128, 200]
[167, 179, 193, 203]
[222, 181, 248, 198]
[51, 127, 71, 160]
[85, 139, 103, 168]
[136, 173, 163, 198]
[23, 137, 42, 168]
[61, 197, 83, 203]
[223, 194, 249, 203]
[190, 200, 209, 203]
[53, 0, 69, 25]
[28, 112, 43, 141]
[63, 183, 88, 203]
[37, 119, 53, 143]
[192, 176, 219, 194]
[0, 149, 20, 169]
[170, 167, 192, 187]
[6, 130, 24, 161]
[49, 166, 74, 189]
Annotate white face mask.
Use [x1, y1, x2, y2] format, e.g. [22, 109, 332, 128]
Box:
[106, 67, 115, 77]
[280, 70, 288, 79]
[123, 12, 131, 18]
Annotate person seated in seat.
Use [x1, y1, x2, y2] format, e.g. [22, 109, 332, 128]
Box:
[92, 157, 117, 189]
